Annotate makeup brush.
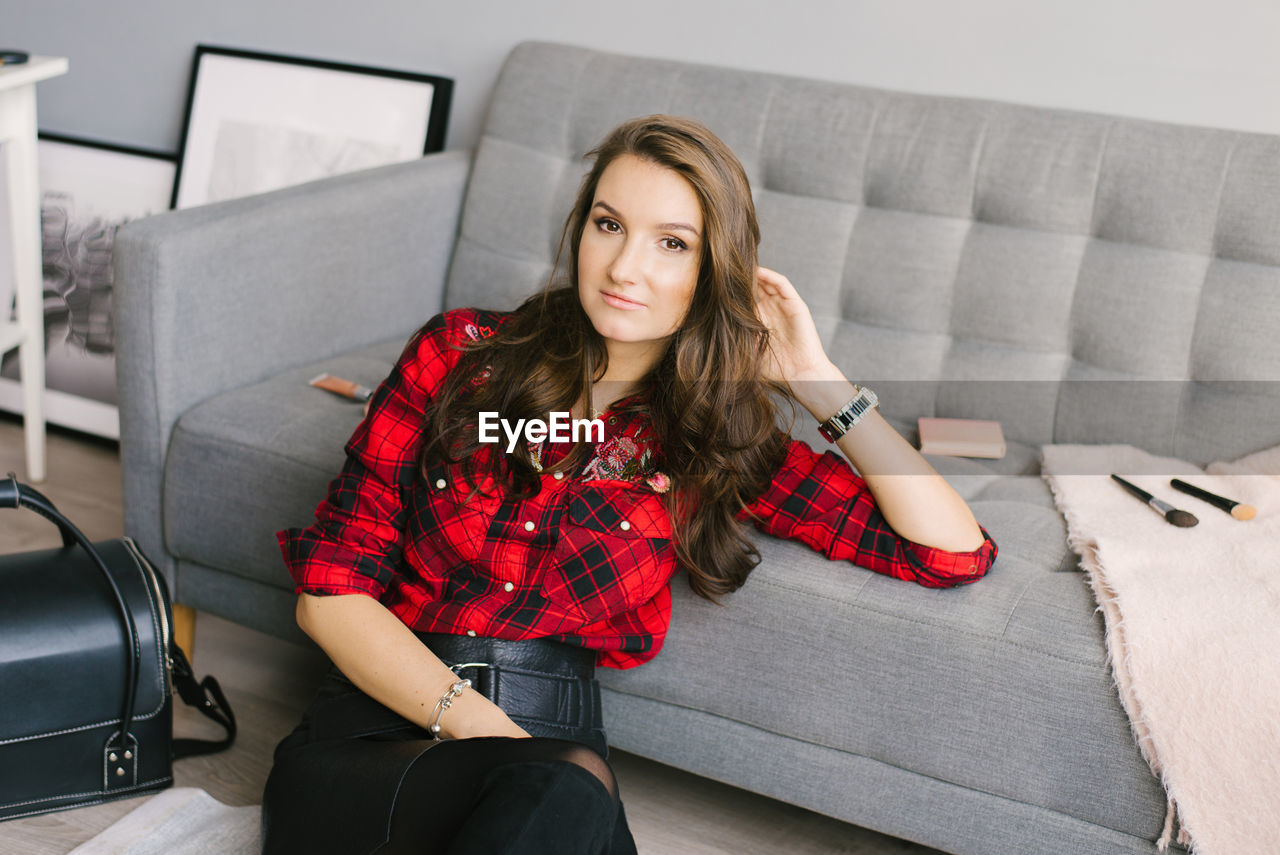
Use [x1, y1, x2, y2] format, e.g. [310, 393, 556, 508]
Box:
[1110, 475, 1199, 527]
[1169, 478, 1256, 521]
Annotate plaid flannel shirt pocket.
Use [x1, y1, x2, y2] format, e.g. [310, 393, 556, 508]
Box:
[542, 483, 673, 624]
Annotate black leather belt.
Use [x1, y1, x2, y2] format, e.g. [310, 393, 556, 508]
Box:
[419, 632, 606, 756]
[304, 633, 608, 758]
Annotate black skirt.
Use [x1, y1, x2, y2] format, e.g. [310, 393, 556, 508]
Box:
[260, 632, 638, 855]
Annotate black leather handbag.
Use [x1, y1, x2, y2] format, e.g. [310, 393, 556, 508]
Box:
[0, 475, 236, 822]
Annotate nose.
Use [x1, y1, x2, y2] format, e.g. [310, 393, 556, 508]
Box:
[607, 236, 644, 287]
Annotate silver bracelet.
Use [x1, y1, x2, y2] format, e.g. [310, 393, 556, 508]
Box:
[427, 678, 471, 736]
[817, 385, 879, 443]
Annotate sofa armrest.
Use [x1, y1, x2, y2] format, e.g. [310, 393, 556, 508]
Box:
[113, 150, 472, 585]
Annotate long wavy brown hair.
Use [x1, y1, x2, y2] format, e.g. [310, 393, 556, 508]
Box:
[415, 114, 789, 601]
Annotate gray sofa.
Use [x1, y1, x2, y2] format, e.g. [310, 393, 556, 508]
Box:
[114, 41, 1280, 855]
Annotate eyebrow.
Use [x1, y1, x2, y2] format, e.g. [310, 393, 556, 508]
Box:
[592, 200, 700, 237]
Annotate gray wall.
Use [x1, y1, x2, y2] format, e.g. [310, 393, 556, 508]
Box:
[6, 0, 1280, 157]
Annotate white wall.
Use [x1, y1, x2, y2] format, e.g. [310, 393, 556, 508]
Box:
[6, 0, 1280, 155]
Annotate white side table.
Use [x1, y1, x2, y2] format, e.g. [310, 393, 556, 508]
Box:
[0, 56, 69, 483]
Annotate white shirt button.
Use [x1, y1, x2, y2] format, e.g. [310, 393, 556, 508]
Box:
[435, 478, 446, 489]
[466, 629, 477, 637]
[503, 582, 514, 592]
[524, 521, 535, 531]
[553, 471, 565, 480]
[619, 520, 631, 532]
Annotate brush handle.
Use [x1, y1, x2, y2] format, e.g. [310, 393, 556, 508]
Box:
[1111, 475, 1172, 514]
[1111, 474, 1154, 503]
[1170, 478, 1236, 514]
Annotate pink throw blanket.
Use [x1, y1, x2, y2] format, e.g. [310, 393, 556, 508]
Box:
[1040, 444, 1280, 855]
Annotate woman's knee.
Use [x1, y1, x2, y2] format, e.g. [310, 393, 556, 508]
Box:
[539, 742, 618, 803]
[471, 737, 619, 804]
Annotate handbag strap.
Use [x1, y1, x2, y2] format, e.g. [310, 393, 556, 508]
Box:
[1, 473, 142, 755]
[170, 643, 238, 758]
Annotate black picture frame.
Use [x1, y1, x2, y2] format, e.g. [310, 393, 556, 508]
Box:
[171, 44, 453, 209]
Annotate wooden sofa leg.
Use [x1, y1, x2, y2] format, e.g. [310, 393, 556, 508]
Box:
[173, 603, 197, 665]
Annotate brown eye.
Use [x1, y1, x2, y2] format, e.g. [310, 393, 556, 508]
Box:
[663, 237, 687, 251]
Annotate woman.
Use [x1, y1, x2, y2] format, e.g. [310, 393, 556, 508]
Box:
[261, 114, 997, 854]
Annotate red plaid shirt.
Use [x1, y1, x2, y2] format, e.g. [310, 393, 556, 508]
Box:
[278, 308, 997, 669]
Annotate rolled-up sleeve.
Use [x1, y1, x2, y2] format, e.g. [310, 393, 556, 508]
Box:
[737, 439, 998, 588]
[276, 311, 460, 599]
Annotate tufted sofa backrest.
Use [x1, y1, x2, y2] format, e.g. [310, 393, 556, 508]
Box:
[444, 41, 1280, 465]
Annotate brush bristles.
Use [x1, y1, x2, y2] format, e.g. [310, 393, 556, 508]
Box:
[1165, 509, 1199, 528]
[1231, 504, 1257, 521]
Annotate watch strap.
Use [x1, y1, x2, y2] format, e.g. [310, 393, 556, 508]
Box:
[817, 386, 879, 442]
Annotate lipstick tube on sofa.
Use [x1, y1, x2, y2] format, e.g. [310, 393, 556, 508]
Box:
[309, 373, 372, 402]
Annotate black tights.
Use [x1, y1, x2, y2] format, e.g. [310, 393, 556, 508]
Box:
[261, 732, 631, 855]
[381, 736, 621, 855]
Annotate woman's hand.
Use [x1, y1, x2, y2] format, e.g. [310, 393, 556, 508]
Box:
[439, 690, 532, 740]
[296, 593, 532, 742]
[754, 266, 833, 387]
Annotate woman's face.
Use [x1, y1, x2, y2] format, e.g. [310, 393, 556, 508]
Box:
[577, 154, 703, 362]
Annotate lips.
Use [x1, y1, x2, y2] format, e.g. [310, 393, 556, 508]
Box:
[600, 290, 645, 310]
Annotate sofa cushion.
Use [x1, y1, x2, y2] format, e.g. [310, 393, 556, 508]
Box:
[598, 483, 1166, 837]
[163, 338, 407, 590]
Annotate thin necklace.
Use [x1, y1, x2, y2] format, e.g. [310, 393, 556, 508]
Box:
[530, 404, 603, 473]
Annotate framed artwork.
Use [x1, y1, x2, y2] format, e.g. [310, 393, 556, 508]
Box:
[0, 133, 176, 439]
[172, 45, 453, 209]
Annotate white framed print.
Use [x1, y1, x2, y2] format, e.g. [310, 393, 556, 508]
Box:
[0, 133, 176, 439]
[172, 45, 453, 209]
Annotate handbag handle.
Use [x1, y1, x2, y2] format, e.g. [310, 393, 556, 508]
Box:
[0, 473, 77, 548]
[1, 473, 142, 755]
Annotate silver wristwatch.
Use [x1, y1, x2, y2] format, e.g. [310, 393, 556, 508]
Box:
[817, 386, 879, 442]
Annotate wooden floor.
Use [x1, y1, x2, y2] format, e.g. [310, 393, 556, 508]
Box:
[0, 414, 943, 854]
